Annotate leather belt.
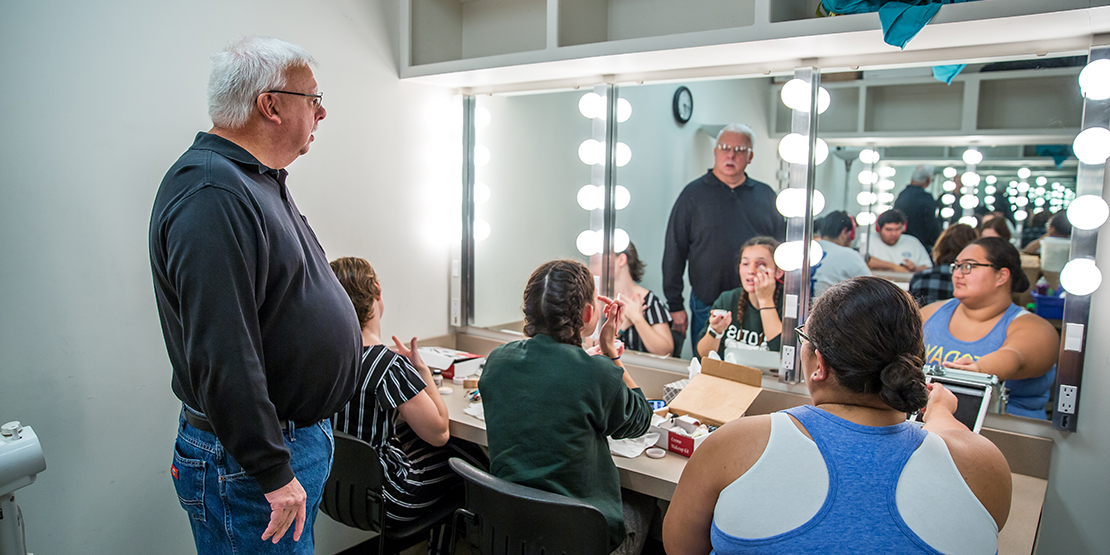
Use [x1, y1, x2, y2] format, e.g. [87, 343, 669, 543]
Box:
[183, 410, 298, 433]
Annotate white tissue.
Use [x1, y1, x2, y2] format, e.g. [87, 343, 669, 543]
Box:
[608, 432, 661, 458]
[687, 356, 703, 380]
[463, 401, 485, 421]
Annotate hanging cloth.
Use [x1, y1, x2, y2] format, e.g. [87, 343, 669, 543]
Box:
[821, 0, 976, 49]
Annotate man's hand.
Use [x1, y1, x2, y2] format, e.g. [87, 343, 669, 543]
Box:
[901, 259, 920, 273]
[671, 310, 688, 335]
[261, 477, 307, 544]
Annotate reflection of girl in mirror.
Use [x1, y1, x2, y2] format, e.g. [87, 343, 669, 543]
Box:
[697, 237, 784, 360]
[611, 242, 675, 357]
[479, 260, 655, 553]
[920, 237, 1060, 419]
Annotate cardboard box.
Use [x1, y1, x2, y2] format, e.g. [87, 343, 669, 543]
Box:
[662, 379, 689, 404]
[649, 359, 764, 457]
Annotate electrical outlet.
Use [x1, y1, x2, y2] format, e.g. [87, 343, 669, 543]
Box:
[1058, 384, 1078, 414]
[450, 298, 461, 327]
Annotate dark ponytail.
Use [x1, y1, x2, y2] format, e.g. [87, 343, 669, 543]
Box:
[522, 260, 596, 346]
[807, 277, 928, 413]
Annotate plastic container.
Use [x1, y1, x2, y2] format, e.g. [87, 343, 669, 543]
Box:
[1040, 237, 1070, 273]
[1031, 291, 1065, 320]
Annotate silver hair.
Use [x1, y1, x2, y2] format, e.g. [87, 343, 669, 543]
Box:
[910, 164, 935, 184]
[716, 124, 756, 148]
[207, 36, 317, 129]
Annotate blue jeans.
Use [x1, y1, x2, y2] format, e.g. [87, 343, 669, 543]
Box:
[689, 293, 712, 357]
[172, 411, 333, 555]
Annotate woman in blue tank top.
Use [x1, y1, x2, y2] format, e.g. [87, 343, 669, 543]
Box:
[663, 277, 1011, 555]
[920, 237, 1059, 419]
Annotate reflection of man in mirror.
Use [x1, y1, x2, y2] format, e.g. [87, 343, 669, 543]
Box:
[662, 124, 786, 355]
[893, 164, 942, 251]
[865, 209, 932, 273]
[810, 211, 871, 298]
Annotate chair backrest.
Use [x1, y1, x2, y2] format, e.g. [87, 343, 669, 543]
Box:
[448, 458, 610, 555]
[321, 430, 386, 532]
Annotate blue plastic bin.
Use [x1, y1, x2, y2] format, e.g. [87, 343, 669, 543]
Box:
[1031, 291, 1064, 320]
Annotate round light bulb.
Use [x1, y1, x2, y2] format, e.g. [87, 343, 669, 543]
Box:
[809, 240, 824, 266]
[880, 166, 897, 177]
[616, 142, 632, 167]
[879, 192, 895, 204]
[777, 134, 829, 165]
[985, 175, 997, 185]
[960, 195, 980, 209]
[475, 107, 491, 129]
[1061, 258, 1103, 296]
[1018, 167, 1032, 179]
[616, 98, 632, 123]
[577, 185, 601, 211]
[1017, 182, 1030, 193]
[614, 228, 630, 252]
[778, 188, 806, 217]
[942, 180, 957, 192]
[1080, 58, 1110, 100]
[474, 182, 491, 205]
[780, 79, 809, 111]
[984, 185, 996, 195]
[1015, 209, 1028, 221]
[962, 149, 983, 165]
[878, 179, 896, 190]
[1035, 187, 1047, 196]
[817, 88, 831, 114]
[958, 215, 979, 227]
[942, 193, 956, 205]
[578, 92, 603, 119]
[1068, 195, 1110, 230]
[859, 149, 880, 165]
[985, 195, 996, 204]
[774, 241, 805, 272]
[1074, 126, 1110, 165]
[1034, 198, 1046, 207]
[1034, 176, 1047, 186]
[615, 185, 631, 210]
[856, 212, 876, 226]
[944, 167, 958, 178]
[857, 171, 878, 186]
[474, 145, 491, 167]
[474, 218, 491, 241]
[576, 230, 600, 256]
[941, 207, 955, 219]
[856, 191, 877, 206]
[962, 172, 981, 187]
[578, 139, 603, 165]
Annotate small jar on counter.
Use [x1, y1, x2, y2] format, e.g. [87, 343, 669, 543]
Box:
[432, 369, 443, 388]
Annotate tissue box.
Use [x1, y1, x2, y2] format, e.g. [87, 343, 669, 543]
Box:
[662, 379, 689, 404]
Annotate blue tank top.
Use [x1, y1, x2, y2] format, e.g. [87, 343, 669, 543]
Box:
[710, 406, 940, 555]
[923, 299, 1054, 419]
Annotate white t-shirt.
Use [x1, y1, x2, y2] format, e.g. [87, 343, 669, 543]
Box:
[866, 234, 932, 269]
[811, 239, 872, 298]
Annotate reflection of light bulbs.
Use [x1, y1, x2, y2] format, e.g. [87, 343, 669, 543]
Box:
[1073, 127, 1110, 165]
[878, 179, 896, 190]
[577, 185, 601, 211]
[985, 195, 996, 204]
[1034, 198, 1046, 206]
[960, 195, 979, 209]
[943, 167, 957, 178]
[962, 149, 983, 165]
[879, 192, 894, 204]
[879, 166, 897, 177]
[474, 219, 491, 241]
[1017, 182, 1030, 193]
[985, 186, 996, 195]
[812, 190, 826, 215]
[475, 107, 491, 129]
[616, 142, 632, 167]
[1080, 58, 1110, 100]
[576, 230, 601, 256]
[941, 194, 956, 205]
[856, 212, 876, 226]
[941, 207, 955, 219]
[1035, 176, 1047, 186]
[475, 145, 490, 167]
[1068, 195, 1110, 230]
[1035, 187, 1046, 196]
[615, 185, 630, 210]
[614, 228, 630, 252]
[856, 191, 877, 206]
[776, 188, 825, 218]
[777, 133, 829, 165]
[773, 240, 824, 272]
[617, 98, 632, 123]
[1061, 258, 1102, 295]
[578, 139, 603, 165]
[857, 171, 878, 185]
[578, 93, 603, 119]
[859, 149, 880, 164]
[985, 175, 997, 185]
[780, 79, 831, 113]
[959, 216, 978, 227]
[942, 180, 956, 192]
[1018, 167, 1031, 179]
[475, 182, 491, 205]
[1015, 209, 1028, 221]
[962, 172, 981, 187]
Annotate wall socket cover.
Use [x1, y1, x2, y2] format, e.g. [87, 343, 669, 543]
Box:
[1058, 384, 1077, 415]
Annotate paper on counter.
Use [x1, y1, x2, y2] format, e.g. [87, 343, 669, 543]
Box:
[463, 401, 485, 421]
[608, 432, 661, 458]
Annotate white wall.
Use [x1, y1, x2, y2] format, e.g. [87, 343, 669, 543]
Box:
[0, 1, 454, 553]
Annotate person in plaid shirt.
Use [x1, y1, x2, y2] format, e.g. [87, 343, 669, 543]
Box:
[909, 224, 978, 306]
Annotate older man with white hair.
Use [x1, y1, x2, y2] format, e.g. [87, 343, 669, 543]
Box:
[662, 124, 786, 356]
[893, 164, 942, 254]
[149, 36, 361, 554]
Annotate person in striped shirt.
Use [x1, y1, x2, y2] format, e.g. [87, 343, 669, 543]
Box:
[329, 257, 487, 550]
[611, 242, 675, 356]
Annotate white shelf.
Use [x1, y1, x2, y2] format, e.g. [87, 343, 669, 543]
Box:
[400, 0, 1110, 93]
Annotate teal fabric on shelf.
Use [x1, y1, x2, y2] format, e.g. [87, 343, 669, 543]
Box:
[932, 64, 966, 84]
[821, 0, 976, 49]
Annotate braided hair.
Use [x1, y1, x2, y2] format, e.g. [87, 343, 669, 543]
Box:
[522, 260, 597, 346]
[735, 237, 784, 321]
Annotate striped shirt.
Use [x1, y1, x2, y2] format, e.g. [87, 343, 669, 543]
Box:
[618, 290, 673, 354]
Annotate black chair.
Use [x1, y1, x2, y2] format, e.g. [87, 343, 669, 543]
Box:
[321, 430, 461, 555]
[447, 457, 610, 555]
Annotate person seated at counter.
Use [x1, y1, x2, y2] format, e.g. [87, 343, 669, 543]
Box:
[611, 242, 674, 356]
[810, 210, 870, 298]
[663, 277, 1011, 555]
[697, 237, 784, 360]
[865, 209, 932, 273]
[921, 238, 1060, 419]
[479, 260, 654, 554]
[909, 223, 978, 306]
[1020, 209, 1052, 249]
[977, 215, 1012, 242]
[1022, 211, 1072, 255]
[329, 257, 487, 547]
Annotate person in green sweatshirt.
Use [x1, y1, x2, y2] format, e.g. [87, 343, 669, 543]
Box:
[697, 236, 785, 360]
[479, 259, 654, 553]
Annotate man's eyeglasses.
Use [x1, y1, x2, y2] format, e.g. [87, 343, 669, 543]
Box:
[948, 261, 999, 275]
[716, 144, 752, 156]
[266, 90, 324, 109]
[795, 326, 815, 347]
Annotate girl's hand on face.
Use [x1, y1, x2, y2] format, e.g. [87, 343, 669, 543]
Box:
[597, 296, 625, 358]
[753, 266, 777, 307]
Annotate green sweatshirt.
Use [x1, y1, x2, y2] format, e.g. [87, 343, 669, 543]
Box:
[700, 287, 783, 356]
[479, 334, 652, 550]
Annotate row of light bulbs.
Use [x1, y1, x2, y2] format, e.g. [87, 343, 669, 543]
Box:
[577, 92, 632, 256]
